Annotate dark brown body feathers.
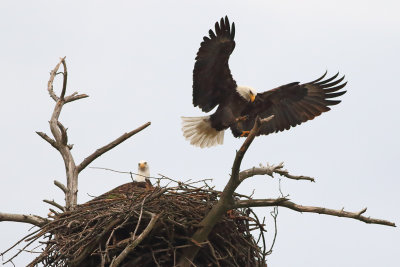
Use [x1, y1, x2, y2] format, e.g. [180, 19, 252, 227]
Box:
[191, 16, 347, 140]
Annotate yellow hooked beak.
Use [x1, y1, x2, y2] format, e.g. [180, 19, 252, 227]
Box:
[139, 162, 146, 169]
[250, 94, 256, 103]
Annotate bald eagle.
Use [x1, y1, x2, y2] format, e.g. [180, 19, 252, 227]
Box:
[135, 160, 150, 182]
[135, 160, 152, 189]
[87, 160, 152, 203]
[181, 16, 347, 148]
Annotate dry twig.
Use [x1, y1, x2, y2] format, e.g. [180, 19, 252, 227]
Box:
[110, 212, 160, 267]
[239, 162, 315, 182]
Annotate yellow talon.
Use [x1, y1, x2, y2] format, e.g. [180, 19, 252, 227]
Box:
[240, 131, 250, 137]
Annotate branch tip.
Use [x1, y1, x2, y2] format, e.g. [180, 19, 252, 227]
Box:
[77, 122, 151, 173]
[54, 180, 67, 193]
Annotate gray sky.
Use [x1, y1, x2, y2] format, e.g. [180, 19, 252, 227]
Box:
[0, 1, 399, 266]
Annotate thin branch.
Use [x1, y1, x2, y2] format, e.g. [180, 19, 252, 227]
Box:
[239, 162, 315, 182]
[43, 199, 65, 212]
[0, 212, 48, 227]
[47, 58, 64, 102]
[269, 162, 315, 182]
[90, 166, 159, 180]
[36, 131, 58, 150]
[3, 233, 40, 265]
[54, 180, 67, 194]
[232, 198, 289, 209]
[110, 213, 160, 267]
[77, 121, 151, 173]
[231, 116, 274, 184]
[233, 199, 396, 227]
[0, 229, 41, 257]
[207, 241, 221, 267]
[132, 197, 147, 240]
[59, 58, 68, 100]
[65, 93, 89, 103]
[266, 207, 279, 256]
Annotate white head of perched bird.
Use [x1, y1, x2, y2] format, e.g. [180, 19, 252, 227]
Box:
[136, 160, 150, 182]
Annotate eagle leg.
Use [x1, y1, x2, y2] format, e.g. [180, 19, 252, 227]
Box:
[240, 130, 250, 137]
[235, 115, 249, 122]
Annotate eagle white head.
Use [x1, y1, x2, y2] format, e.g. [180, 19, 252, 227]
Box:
[236, 86, 257, 102]
[136, 160, 150, 182]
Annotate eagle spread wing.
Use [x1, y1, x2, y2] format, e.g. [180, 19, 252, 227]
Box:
[230, 72, 347, 137]
[193, 16, 237, 112]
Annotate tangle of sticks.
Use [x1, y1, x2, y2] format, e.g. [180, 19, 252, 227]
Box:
[7, 178, 268, 267]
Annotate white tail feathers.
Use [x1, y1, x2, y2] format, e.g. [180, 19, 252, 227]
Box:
[181, 116, 224, 148]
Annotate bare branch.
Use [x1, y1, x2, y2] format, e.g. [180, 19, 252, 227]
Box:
[35, 131, 58, 150]
[233, 199, 396, 227]
[0, 212, 48, 227]
[60, 58, 68, 100]
[47, 58, 64, 102]
[65, 93, 89, 103]
[43, 199, 65, 212]
[231, 116, 275, 183]
[54, 180, 67, 193]
[268, 162, 315, 182]
[110, 213, 160, 267]
[239, 162, 315, 182]
[77, 122, 151, 173]
[0, 229, 40, 258]
[132, 197, 147, 240]
[232, 198, 289, 209]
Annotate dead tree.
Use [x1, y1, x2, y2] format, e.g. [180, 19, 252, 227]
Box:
[0, 57, 150, 224]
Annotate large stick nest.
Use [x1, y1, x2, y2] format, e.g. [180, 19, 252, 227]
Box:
[28, 180, 267, 266]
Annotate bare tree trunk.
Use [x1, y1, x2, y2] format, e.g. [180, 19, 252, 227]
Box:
[36, 57, 151, 210]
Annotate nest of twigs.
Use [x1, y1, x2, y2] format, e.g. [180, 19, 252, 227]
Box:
[26, 179, 267, 266]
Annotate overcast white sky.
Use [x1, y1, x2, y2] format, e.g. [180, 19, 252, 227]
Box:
[0, 1, 399, 266]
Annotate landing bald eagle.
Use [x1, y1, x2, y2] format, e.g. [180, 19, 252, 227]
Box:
[182, 16, 347, 148]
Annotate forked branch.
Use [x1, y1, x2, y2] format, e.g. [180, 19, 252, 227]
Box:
[232, 199, 396, 227]
[37, 57, 151, 209]
[239, 162, 315, 182]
